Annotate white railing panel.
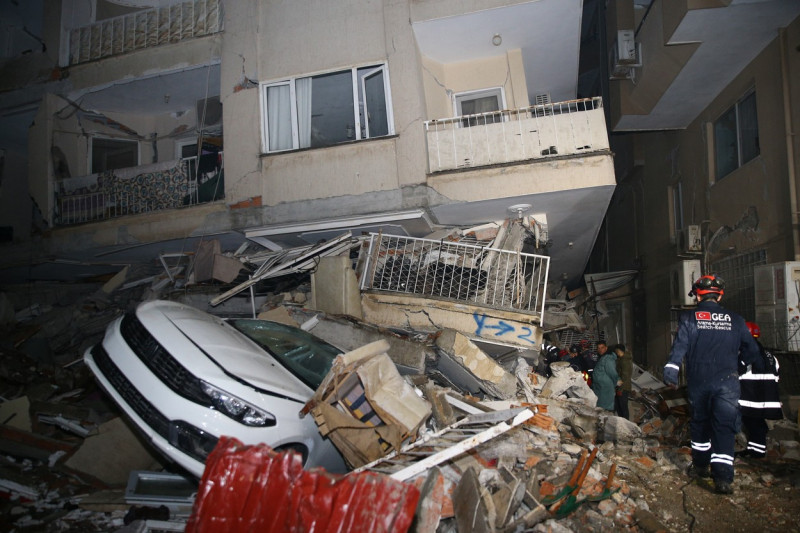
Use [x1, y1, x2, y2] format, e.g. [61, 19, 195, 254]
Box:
[360, 233, 549, 320]
[425, 97, 607, 173]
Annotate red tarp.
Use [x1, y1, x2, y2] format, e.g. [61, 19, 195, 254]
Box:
[186, 436, 420, 533]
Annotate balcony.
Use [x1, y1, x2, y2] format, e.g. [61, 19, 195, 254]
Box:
[359, 233, 549, 322]
[68, 0, 223, 66]
[54, 154, 224, 226]
[424, 97, 607, 173]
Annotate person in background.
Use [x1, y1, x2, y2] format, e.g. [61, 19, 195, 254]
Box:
[541, 337, 561, 376]
[560, 344, 584, 373]
[582, 340, 602, 385]
[592, 345, 621, 411]
[738, 321, 783, 458]
[663, 274, 762, 495]
[614, 344, 633, 420]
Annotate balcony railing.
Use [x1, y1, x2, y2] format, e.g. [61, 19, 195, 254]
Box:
[68, 0, 223, 66]
[424, 97, 608, 173]
[55, 154, 223, 226]
[359, 233, 549, 321]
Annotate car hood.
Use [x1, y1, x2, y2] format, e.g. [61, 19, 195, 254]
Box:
[138, 301, 313, 402]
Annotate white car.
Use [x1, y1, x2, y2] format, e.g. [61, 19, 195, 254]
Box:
[84, 300, 347, 478]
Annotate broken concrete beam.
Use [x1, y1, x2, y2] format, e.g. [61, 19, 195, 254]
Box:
[420, 382, 457, 429]
[285, 306, 428, 374]
[64, 417, 163, 485]
[540, 361, 597, 405]
[0, 424, 77, 462]
[310, 256, 363, 319]
[410, 467, 445, 533]
[435, 329, 517, 400]
[453, 467, 495, 533]
[602, 416, 643, 444]
[360, 292, 543, 349]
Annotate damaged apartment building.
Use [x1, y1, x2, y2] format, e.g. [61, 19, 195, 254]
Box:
[0, 0, 615, 338]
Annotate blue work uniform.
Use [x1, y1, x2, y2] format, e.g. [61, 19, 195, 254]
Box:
[663, 299, 761, 484]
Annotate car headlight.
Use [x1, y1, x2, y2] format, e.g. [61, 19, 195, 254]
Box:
[200, 381, 275, 427]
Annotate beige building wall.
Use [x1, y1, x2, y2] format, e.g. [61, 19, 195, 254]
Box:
[631, 17, 800, 368]
[221, 0, 429, 212]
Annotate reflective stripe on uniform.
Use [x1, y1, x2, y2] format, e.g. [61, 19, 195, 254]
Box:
[710, 453, 734, 466]
[665, 363, 680, 371]
[739, 373, 779, 382]
[691, 441, 711, 451]
[738, 400, 783, 409]
[747, 442, 766, 453]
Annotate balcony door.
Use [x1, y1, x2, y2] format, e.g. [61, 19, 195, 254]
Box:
[455, 88, 505, 127]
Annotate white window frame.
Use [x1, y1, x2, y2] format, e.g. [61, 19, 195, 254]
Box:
[259, 63, 395, 154]
[89, 135, 140, 174]
[452, 87, 506, 118]
[713, 88, 759, 182]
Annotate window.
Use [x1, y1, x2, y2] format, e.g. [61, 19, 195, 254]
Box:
[669, 182, 683, 241]
[714, 90, 759, 181]
[454, 88, 505, 127]
[91, 137, 139, 173]
[261, 64, 393, 153]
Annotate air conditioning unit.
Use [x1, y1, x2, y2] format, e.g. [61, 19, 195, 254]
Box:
[677, 225, 702, 254]
[670, 259, 702, 307]
[754, 261, 800, 351]
[617, 30, 637, 63]
[609, 29, 642, 80]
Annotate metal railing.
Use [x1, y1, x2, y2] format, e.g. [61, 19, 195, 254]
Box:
[359, 233, 549, 320]
[424, 97, 607, 173]
[55, 154, 223, 226]
[68, 0, 223, 65]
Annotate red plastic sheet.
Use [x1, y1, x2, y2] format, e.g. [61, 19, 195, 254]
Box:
[186, 436, 420, 533]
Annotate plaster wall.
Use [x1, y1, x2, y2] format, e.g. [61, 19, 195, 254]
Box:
[428, 153, 615, 203]
[620, 16, 800, 369]
[221, 0, 429, 211]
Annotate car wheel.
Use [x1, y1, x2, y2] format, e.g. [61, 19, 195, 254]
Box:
[274, 443, 309, 465]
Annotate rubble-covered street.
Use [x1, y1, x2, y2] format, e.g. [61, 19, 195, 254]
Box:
[1, 224, 799, 533]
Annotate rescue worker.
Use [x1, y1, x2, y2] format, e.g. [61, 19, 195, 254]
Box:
[663, 274, 762, 495]
[541, 338, 561, 376]
[582, 340, 601, 384]
[738, 321, 783, 458]
[592, 345, 620, 411]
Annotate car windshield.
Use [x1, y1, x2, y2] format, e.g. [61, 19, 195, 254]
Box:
[229, 319, 341, 389]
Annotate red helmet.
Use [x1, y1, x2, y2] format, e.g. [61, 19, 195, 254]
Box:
[690, 274, 725, 297]
[746, 321, 760, 338]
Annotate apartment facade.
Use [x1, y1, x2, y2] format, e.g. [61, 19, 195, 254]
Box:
[597, 0, 800, 367]
[1, 1, 616, 333]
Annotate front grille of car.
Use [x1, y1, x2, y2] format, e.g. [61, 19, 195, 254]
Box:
[90, 344, 218, 463]
[120, 313, 208, 404]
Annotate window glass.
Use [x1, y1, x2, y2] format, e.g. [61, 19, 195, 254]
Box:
[456, 89, 503, 127]
[91, 137, 138, 173]
[714, 90, 759, 181]
[261, 64, 392, 153]
[230, 319, 341, 390]
[309, 70, 354, 147]
[739, 92, 759, 164]
[714, 107, 738, 181]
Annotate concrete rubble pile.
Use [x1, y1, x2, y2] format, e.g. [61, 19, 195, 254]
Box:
[1, 221, 799, 532]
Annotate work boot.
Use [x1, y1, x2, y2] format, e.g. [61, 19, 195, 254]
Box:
[715, 480, 733, 494]
[687, 463, 711, 479]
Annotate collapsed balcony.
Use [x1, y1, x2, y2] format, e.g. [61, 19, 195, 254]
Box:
[54, 154, 224, 226]
[424, 97, 607, 173]
[359, 233, 549, 322]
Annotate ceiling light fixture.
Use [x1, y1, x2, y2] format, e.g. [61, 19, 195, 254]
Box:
[492, 34, 502, 46]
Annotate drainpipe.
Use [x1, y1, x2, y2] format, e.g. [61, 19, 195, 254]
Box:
[781, 28, 800, 260]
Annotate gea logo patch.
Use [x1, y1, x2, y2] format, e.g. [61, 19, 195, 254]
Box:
[695, 311, 731, 321]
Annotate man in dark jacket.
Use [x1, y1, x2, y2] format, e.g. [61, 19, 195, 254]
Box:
[663, 274, 762, 495]
[738, 322, 783, 458]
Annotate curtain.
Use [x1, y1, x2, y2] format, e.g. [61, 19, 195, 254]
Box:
[296, 77, 312, 149]
[267, 84, 292, 151]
